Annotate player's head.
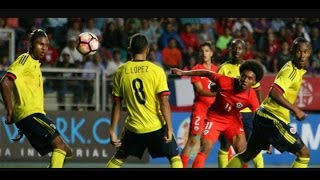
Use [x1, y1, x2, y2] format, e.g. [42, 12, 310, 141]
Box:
[199, 41, 213, 62]
[230, 39, 246, 62]
[239, 60, 264, 90]
[29, 29, 49, 60]
[128, 33, 149, 57]
[291, 37, 312, 69]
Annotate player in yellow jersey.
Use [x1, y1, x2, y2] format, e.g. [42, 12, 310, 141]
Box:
[217, 39, 267, 168]
[227, 37, 311, 168]
[106, 33, 182, 168]
[0, 29, 72, 168]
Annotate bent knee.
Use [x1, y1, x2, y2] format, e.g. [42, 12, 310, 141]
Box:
[297, 146, 310, 158]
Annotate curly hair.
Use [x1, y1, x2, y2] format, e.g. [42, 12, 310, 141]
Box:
[239, 60, 264, 83]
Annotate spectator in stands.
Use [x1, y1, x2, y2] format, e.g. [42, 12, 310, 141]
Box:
[158, 22, 185, 51]
[271, 41, 292, 73]
[55, 52, 82, 111]
[58, 36, 83, 66]
[180, 23, 200, 50]
[82, 52, 105, 111]
[162, 38, 183, 71]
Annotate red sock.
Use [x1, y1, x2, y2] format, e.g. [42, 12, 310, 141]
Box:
[242, 163, 249, 168]
[228, 147, 233, 160]
[180, 154, 189, 168]
[192, 152, 207, 168]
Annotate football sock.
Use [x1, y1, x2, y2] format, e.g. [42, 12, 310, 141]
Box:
[252, 152, 264, 168]
[49, 148, 66, 168]
[170, 155, 183, 168]
[226, 155, 243, 168]
[228, 147, 233, 160]
[242, 163, 249, 168]
[180, 154, 189, 168]
[106, 156, 124, 168]
[218, 149, 229, 168]
[192, 152, 207, 168]
[292, 157, 310, 168]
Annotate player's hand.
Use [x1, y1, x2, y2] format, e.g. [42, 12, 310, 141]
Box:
[293, 107, 307, 121]
[164, 127, 173, 143]
[110, 130, 122, 148]
[5, 112, 13, 125]
[170, 68, 183, 76]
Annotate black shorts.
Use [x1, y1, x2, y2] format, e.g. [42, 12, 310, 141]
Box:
[116, 126, 179, 160]
[15, 113, 60, 156]
[241, 112, 254, 141]
[248, 113, 305, 154]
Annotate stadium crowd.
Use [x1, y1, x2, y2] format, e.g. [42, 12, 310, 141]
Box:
[0, 17, 320, 74]
[0, 17, 319, 111]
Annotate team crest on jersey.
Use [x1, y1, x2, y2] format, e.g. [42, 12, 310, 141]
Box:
[290, 127, 296, 134]
[202, 130, 209, 135]
[236, 102, 243, 109]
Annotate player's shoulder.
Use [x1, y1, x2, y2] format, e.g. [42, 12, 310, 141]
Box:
[278, 61, 295, 75]
[11, 53, 31, 65]
[218, 60, 233, 70]
[191, 63, 202, 70]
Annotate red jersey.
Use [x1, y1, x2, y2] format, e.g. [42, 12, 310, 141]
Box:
[191, 63, 218, 106]
[208, 73, 259, 122]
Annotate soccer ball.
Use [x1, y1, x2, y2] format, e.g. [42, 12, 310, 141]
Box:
[76, 32, 99, 56]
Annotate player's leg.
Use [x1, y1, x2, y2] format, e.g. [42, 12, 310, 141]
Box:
[241, 112, 264, 168]
[269, 120, 310, 168]
[148, 126, 182, 168]
[107, 128, 146, 168]
[181, 106, 206, 168]
[192, 120, 219, 168]
[227, 115, 267, 168]
[218, 134, 232, 168]
[14, 113, 71, 168]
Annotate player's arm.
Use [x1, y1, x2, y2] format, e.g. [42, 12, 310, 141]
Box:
[193, 81, 216, 97]
[158, 92, 173, 143]
[269, 84, 306, 121]
[0, 73, 15, 124]
[109, 96, 122, 147]
[171, 68, 215, 78]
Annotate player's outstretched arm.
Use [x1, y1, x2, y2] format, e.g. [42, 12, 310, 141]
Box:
[170, 68, 214, 77]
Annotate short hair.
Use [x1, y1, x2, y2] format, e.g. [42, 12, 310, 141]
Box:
[230, 39, 245, 48]
[199, 41, 212, 50]
[128, 33, 148, 55]
[30, 29, 47, 43]
[239, 60, 264, 83]
[291, 37, 310, 52]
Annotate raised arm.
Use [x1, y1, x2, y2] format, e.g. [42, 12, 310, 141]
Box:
[171, 68, 215, 77]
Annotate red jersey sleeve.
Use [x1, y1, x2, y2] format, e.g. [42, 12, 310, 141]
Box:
[248, 89, 260, 112]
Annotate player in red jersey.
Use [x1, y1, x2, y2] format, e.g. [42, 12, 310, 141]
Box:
[180, 41, 218, 168]
[171, 60, 264, 168]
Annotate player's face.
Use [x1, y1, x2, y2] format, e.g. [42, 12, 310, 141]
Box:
[199, 45, 213, 63]
[239, 70, 256, 90]
[31, 37, 49, 60]
[293, 42, 312, 69]
[231, 41, 245, 61]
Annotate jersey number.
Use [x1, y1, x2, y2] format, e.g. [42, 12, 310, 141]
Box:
[132, 78, 146, 104]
